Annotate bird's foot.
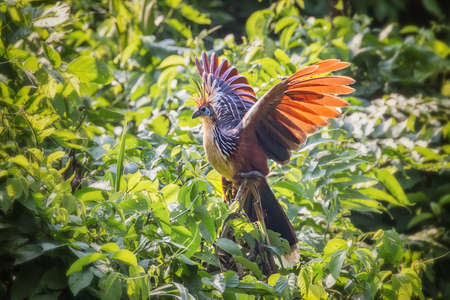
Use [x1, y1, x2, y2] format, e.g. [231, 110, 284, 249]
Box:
[236, 170, 265, 181]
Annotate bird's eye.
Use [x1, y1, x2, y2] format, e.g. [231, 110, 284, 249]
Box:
[200, 106, 210, 115]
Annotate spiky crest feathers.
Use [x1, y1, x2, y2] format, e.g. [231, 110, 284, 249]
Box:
[194, 52, 257, 109]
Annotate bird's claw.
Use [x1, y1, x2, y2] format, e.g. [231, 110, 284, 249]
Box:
[236, 171, 265, 181]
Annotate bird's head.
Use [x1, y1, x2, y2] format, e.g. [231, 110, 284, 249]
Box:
[192, 104, 212, 119]
[192, 80, 216, 122]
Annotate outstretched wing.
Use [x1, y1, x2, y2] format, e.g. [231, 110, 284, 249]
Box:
[242, 59, 354, 163]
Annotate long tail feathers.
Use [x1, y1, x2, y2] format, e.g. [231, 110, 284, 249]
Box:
[244, 179, 298, 266]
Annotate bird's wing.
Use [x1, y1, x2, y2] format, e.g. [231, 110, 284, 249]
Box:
[241, 59, 354, 163]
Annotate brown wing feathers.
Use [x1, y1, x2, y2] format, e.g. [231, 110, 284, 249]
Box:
[254, 59, 354, 164]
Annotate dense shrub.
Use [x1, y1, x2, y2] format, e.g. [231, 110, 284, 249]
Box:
[0, 1, 448, 299]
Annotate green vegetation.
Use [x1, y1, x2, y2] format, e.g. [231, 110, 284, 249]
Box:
[0, 0, 449, 299]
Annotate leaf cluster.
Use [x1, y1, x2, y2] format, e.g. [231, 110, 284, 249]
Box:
[0, 1, 448, 300]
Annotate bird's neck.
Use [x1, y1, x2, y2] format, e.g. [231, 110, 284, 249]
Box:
[212, 124, 239, 158]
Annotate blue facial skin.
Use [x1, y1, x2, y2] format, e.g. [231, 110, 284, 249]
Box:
[192, 105, 211, 118]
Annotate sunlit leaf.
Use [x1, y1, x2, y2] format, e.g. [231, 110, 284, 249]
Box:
[112, 250, 137, 266]
[33, 2, 70, 27]
[44, 44, 61, 68]
[167, 18, 192, 39]
[66, 253, 106, 276]
[375, 169, 411, 206]
[67, 56, 113, 84]
[158, 55, 186, 69]
[181, 4, 211, 25]
[100, 243, 121, 252]
[246, 9, 272, 41]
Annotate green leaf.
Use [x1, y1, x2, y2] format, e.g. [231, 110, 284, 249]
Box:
[7, 48, 30, 61]
[254, 57, 282, 77]
[67, 56, 113, 84]
[246, 9, 272, 41]
[407, 212, 433, 229]
[46, 150, 66, 169]
[14, 244, 43, 265]
[196, 205, 216, 242]
[33, 2, 70, 27]
[376, 230, 403, 265]
[359, 187, 405, 206]
[280, 24, 296, 50]
[100, 243, 121, 252]
[216, 238, 242, 257]
[324, 239, 348, 257]
[112, 250, 137, 266]
[11, 155, 29, 169]
[235, 256, 263, 279]
[421, 0, 444, 19]
[150, 115, 170, 136]
[341, 198, 385, 213]
[6, 177, 24, 200]
[183, 226, 201, 258]
[328, 250, 346, 280]
[23, 56, 38, 72]
[167, 18, 192, 39]
[115, 121, 127, 192]
[66, 253, 106, 276]
[158, 55, 186, 69]
[75, 188, 105, 203]
[173, 282, 191, 300]
[68, 270, 93, 296]
[165, 0, 182, 8]
[400, 25, 419, 34]
[102, 273, 122, 300]
[181, 4, 211, 25]
[413, 146, 442, 162]
[375, 169, 411, 206]
[274, 17, 298, 34]
[15, 243, 63, 265]
[273, 276, 289, 296]
[44, 44, 61, 68]
[161, 183, 179, 203]
[274, 49, 290, 65]
[203, 274, 226, 293]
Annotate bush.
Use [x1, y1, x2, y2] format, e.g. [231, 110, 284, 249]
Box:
[0, 1, 448, 299]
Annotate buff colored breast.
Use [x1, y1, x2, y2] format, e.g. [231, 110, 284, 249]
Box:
[203, 124, 236, 180]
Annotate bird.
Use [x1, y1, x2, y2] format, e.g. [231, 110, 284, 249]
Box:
[192, 52, 354, 266]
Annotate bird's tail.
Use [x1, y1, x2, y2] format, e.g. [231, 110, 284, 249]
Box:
[243, 179, 298, 267]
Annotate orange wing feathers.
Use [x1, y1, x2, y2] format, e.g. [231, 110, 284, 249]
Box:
[245, 59, 354, 164]
[273, 60, 354, 151]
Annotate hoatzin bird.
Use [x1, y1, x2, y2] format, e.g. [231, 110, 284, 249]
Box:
[192, 52, 354, 266]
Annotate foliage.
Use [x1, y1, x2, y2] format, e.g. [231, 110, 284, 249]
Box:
[0, 0, 449, 299]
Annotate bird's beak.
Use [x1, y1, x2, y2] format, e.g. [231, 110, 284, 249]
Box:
[192, 110, 201, 119]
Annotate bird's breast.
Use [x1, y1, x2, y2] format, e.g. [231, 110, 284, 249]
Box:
[203, 125, 236, 180]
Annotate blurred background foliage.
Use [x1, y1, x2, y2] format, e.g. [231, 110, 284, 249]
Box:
[0, 0, 449, 299]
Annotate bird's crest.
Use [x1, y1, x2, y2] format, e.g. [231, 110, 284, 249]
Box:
[194, 52, 257, 108]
